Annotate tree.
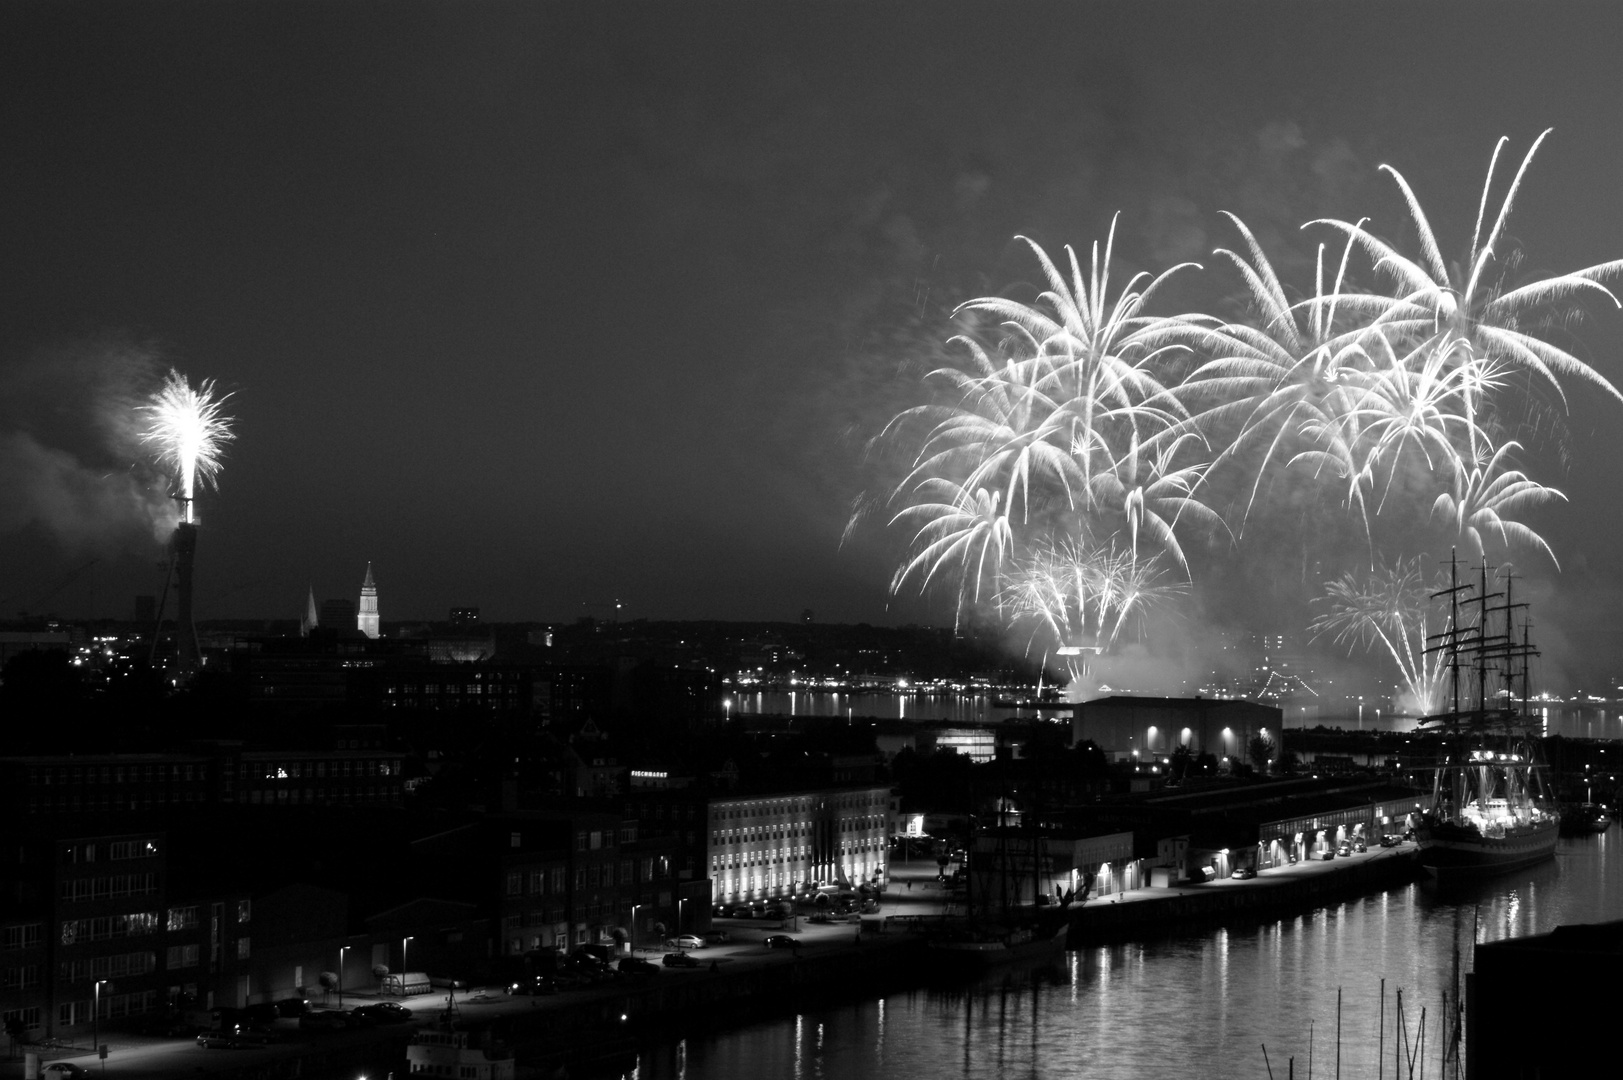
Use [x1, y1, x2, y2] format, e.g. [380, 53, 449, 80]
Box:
[5, 1014, 24, 1059]
[1248, 732, 1277, 775]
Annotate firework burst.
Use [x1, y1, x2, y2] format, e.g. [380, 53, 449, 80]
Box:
[861, 132, 1623, 699]
[140, 369, 235, 524]
[1311, 559, 1450, 715]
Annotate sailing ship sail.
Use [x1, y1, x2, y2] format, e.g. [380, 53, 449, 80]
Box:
[1414, 557, 1560, 879]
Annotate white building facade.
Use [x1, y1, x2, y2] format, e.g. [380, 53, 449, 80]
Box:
[706, 785, 891, 904]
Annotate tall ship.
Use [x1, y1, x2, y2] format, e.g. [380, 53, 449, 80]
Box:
[1414, 559, 1559, 880]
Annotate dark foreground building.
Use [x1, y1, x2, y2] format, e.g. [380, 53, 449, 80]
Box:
[1468, 920, 1620, 1079]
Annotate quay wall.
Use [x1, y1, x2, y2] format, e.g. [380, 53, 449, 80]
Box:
[1071, 849, 1423, 940]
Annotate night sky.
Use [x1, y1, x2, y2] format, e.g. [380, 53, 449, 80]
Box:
[6, 1, 1623, 687]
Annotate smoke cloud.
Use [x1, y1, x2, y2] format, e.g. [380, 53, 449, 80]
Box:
[0, 336, 178, 550]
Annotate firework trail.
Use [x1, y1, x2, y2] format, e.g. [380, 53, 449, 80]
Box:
[139, 369, 235, 524]
[1311, 558, 1450, 716]
[861, 132, 1623, 697]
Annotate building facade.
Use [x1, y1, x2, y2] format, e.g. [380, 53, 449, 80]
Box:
[704, 785, 892, 905]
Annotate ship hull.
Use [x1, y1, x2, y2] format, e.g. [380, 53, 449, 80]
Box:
[1416, 817, 1559, 881]
[925, 923, 1068, 970]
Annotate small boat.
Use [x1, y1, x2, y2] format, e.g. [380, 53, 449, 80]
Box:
[1559, 802, 1612, 835]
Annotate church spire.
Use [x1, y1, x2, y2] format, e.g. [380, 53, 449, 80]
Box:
[358, 563, 379, 639]
[301, 586, 318, 637]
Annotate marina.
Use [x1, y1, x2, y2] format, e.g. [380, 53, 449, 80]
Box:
[622, 831, 1620, 1080]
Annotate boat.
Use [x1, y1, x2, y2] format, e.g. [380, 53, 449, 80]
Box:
[924, 814, 1070, 969]
[926, 918, 1069, 967]
[1558, 802, 1612, 835]
[1414, 559, 1560, 881]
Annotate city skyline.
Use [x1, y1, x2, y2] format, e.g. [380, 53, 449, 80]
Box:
[7, 3, 1623, 694]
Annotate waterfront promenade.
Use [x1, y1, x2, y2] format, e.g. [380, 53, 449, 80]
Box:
[4, 844, 1421, 1079]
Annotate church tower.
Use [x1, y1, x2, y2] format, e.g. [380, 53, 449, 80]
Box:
[358, 563, 380, 639]
[301, 586, 319, 636]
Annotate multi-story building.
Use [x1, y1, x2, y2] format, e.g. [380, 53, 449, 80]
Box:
[706, 786, 892, 903]
[0, 749, 406, 819]
[0, 755, 217, 820]
[226, 748, 405, 808]
[628, 783, 893, 908]
[0, 829, 253, 1040]
[414, 812, 684, 958]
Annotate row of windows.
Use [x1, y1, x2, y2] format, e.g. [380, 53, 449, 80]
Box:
[64, 840, 160, 865]
[238, 759, 399, 780]
[507, 856, 661, 897]
[1, 1007, 40, 1032]
[241, 786, 400, 805]
[408, 1062, 483, 1077]
[62, 950, 157, 982]
[1, 965, 39, 989]
[2, 925, 42, 951]
[35, 764, 203, 786]
[391, 681, 522, 694]
[57, 989, 157, 1026]
[60, 913, 159, 944]
[60, 873, 159, 903]
[31, 792, 204, 815]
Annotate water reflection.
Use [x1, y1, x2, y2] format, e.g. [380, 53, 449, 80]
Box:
[628, 833, 1616, 1080]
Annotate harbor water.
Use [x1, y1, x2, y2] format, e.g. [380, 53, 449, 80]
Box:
[731, 690, 1622, 739]
[623, 832, 1620, 1079]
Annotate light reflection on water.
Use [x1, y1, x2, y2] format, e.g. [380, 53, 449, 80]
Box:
[627, 834, 1619, 1080]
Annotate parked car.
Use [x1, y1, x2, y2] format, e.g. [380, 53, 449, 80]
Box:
[763, 935, 800, 949]
[239, 1002, 279, 1027]
[619, 956, 660, 977]
[1230, 866, 1257, 880]
[1320, 849, 1336, 860]
[1380, 834, 1401, 848]
[1352, 837, 1368, 853]
[197, 1031, 243, 1049]
[42, 1065, 87, 1079]
[713, 903, 734, 917]
[273, 996, 310, 1017]
[578, 943, 618, 964]
[352, 1002, 413, 1026]
[298, 1010, 352, 1031]
[233, 1029, 282, 1046]
[132, 1013, 193, 1037]
[808, 912, 832, 924]
[662, 951, 701, 968]
[665, 934, 704, 950]
[702, 929, 731, 944]
[508, 976, 558, 996]
[1336, 841, 1352, 857]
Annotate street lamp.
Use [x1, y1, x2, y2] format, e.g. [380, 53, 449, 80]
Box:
[629, 905, 640, 954]
[338, 946, 349, 1008]
[677, 898, 685, 933]
[402, 936, 414, 981]
[93, 978, 109, 1073]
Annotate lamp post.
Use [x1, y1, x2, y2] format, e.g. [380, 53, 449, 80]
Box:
[338, 946, 349, 1008]
[93, 978, 109, 1073]
[402, 936, 413, 977]
[677, 898, 685, 934]
[629, 905, 640, 954]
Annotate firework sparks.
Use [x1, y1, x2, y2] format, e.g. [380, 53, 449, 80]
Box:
[140, 369, 235, 524]
[1311, 559, 1450, 716]
[861, 132, 1622, 698]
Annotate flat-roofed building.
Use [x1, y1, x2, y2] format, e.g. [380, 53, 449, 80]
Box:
[1072, 695, 1280, 761]
[704, 785, 892, 904]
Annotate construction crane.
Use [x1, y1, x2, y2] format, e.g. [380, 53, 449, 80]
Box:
[2, 557, 99, 616]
